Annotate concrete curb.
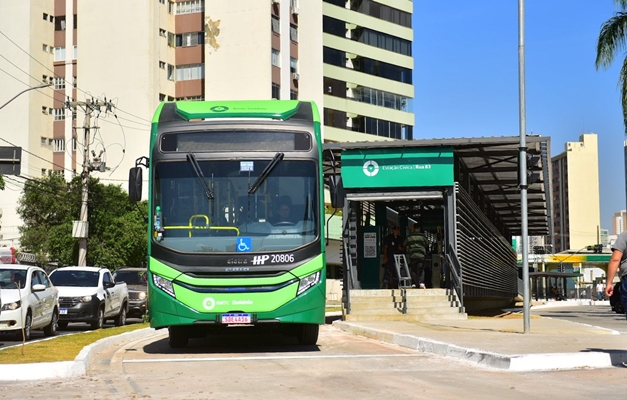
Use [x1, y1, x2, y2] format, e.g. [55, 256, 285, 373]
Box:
[332, 321, 624, 371]
[0, 328, 160, 381]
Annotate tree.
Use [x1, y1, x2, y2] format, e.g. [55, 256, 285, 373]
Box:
[17, 173, 147, 267]
[596, 0, 627, 132]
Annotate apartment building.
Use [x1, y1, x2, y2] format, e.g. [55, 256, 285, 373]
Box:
[612, 210, 627, 235]
[0, 0, 415, 246]
[551, 133, 601, 253]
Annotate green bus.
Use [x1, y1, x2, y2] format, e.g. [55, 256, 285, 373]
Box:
[129, 100, 326, 348]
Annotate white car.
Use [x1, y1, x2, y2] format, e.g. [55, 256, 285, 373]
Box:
[0, 266, 60, 340]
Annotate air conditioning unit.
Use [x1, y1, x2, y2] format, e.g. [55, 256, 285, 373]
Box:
[292, 73, 300, 81]
[292, 6, 299, 15]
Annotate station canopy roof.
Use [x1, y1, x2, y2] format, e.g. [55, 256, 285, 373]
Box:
[323, 135, 551, 237]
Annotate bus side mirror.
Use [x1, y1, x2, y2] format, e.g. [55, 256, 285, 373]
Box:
[329, 174, 345, 209]
[129, 167, 143, 202]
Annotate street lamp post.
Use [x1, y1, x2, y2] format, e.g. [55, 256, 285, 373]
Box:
[0, 83, 52, 111]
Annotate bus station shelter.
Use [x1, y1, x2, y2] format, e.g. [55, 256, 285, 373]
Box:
[323, 135, 552, 312]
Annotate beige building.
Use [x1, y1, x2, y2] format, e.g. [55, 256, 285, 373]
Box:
[612, 210, 627, 235]
[551, 133, 601, 253]
[0, 0, 414, 247]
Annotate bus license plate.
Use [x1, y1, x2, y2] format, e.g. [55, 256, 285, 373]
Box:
[60, 308, 68, 315]
[221, 313, 251, 324]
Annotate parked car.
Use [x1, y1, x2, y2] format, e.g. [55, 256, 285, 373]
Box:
[49, 266, 129, 330]
[113, 267, 148, 318]
[0, 265, 59, 340]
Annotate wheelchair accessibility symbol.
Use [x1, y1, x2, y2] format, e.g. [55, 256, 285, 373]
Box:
[237, 237, 252, 252]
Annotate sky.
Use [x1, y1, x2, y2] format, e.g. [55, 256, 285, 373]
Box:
[413, 0, 625, 232]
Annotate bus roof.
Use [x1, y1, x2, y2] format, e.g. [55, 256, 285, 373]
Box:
[153, 100, 320, 124]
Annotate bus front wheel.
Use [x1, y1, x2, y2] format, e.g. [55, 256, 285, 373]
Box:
[168, 326, 189, 348]
[296, 323, 319, 345]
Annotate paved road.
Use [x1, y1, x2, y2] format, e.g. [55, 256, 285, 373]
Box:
[2, 321, 627, 399]
[532, 303, 627, 334]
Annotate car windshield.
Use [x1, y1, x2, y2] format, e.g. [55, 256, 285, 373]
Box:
[50, 270, 99, 287]
[152, 159, 319, 254]
[114, 271, 147, 285]
[0, 268, 26, 289]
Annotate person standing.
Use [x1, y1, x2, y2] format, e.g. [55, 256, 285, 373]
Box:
[403, 224, 430, 289]
[596, 281, 605, 301]
[382, 226, 404, 289]
[605, 230, 627, 321]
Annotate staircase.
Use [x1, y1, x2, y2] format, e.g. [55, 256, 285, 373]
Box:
[345, 288, 467, 322]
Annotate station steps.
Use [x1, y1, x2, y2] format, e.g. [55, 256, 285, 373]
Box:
[345, 288, 467, 322]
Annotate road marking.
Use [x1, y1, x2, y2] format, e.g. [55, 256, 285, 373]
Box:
[123, 353, 424, 364]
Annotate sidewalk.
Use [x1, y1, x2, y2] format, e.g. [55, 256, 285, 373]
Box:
[2, 302, 626, 381]
[333, 300, 627, 371]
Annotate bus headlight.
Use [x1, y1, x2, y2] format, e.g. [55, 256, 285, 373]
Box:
[153, 274, 175, 297]
[297, 271, 320, 296]
[1, 300, 21, 311]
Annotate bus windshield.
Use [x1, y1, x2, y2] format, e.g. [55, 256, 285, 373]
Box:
[153, 158, 318, 254]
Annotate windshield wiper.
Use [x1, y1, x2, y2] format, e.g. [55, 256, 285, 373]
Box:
[186, 153, 214, 200]
[248, 152, 284, 194]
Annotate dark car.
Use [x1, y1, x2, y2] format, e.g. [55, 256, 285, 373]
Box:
[113, 268, 148, 318]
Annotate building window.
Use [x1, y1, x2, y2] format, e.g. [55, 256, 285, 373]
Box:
[159, 61, 166, 69]
[54, 47, 65, 61]
[290, 24, 298, 42]
[272, 49, 280, 67]
[53, 108, 65, 121]
[175, 32, 204, 47]
[159, 0, 166, 4]
[53, 139, 65, 152]
[290, 58, 298, 73]
[159, 28, 166, 37]
[290, 90, 298, 100]
[176, 64, 204, 81]
[42, 106, 48, 115]
[42, 44, 48, 52]
[167, 64, 175, 81]
[41, 169, 47, 176]
[72, 137, 77, 151]
[272, 83, 280, 100]
[272, 16, 280, 34]
[175, 96, 204, 101]
[55, 16, 66, 31]
[54, 77, 65, 90]
[40, 137, 47, 145]
[175, 0, 204, 15]
[73, 45, 77, 60]
[167, 32, 175, 47]
[43, 13, 48, 20]
[73, 76, 77, 88]
[159, 93, 166, 101]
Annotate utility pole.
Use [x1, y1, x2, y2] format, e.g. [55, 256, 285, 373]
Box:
[518, 0, 531, 333]
[78, 99, 91, 267]
[66, 98, 113, 266]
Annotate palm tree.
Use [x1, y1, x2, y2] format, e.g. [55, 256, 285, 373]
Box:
[596, 0, 627, 131]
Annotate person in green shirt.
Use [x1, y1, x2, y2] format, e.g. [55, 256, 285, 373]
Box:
[403, 224, 430, 289]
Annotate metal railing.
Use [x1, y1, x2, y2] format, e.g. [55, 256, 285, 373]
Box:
[445, 242, 465, 312]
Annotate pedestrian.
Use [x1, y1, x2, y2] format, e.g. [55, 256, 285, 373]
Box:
[403, 224, 430, 289]
[605, 230, 627, 321]
[597, 281, 605, 301]
[382, 225, 404, 289]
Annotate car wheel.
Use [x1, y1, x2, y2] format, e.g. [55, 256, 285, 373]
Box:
[168, 326, 189, 348]
[114, 305, 127, 327]
[296, 323, 319, 345]
[43, 310, 59, 337]
[90, 307, 104, 330]
[18, 312, 33, 341]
